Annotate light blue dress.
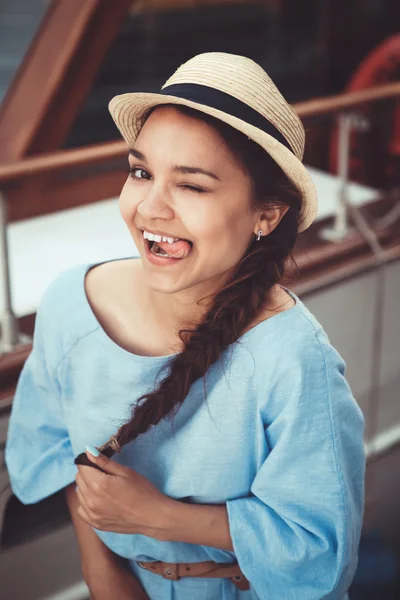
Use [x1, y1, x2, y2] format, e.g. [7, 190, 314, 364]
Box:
[5, 258, 365, 600]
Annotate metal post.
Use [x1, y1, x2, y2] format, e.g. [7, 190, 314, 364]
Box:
[0, 190, 29, 353]
[320, 112, 369, 242]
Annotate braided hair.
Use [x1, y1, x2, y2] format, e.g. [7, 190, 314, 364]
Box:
[75, 104, 302, 467]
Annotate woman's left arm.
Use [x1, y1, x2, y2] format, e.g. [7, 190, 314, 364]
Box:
[75, 450, 233, 550]
[165, 341, 366, 600]
[158, 501, 234, 551]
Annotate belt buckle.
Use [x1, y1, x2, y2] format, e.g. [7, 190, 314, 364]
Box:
[231, 574, 250, 591]
[160, 562, 180, 581]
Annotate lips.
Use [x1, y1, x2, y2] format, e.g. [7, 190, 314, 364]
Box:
[152, 238, 192, 259]
[143, 237, 192, 267]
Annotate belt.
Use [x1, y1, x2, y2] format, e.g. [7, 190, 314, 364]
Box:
[137, 560, 250, 591]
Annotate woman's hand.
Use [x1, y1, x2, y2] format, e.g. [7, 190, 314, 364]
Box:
[86, 558, 150, 600]
[75, 448, 174, 540]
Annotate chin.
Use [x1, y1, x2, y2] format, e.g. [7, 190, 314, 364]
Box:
[141, 268, 193, 294]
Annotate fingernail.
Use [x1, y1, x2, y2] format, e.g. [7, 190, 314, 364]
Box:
[86, 444, 100, 457]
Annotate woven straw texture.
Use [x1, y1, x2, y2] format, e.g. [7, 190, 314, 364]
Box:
[109, 52, 318, 232]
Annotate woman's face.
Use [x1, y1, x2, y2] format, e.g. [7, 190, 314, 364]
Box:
[119, 106, 262, 296]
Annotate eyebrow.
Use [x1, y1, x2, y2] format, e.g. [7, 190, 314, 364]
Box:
[129, 148, 220, 181]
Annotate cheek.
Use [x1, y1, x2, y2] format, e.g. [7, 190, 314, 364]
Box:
[188, 213, 224, 248]
[118, 179, 140, 224]
[188, 199, 251, 254]
[181, 196, 224, 235]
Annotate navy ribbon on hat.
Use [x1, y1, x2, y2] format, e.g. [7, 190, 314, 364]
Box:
[160, 83, 293, 153]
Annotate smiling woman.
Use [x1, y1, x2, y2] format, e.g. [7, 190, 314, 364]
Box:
[5, 52, 365, 600]
[117, 103, 298, 300]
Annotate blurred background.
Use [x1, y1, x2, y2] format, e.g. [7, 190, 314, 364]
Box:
[0, 0, 399, 598]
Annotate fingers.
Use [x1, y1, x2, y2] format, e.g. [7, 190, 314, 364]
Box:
[77, 502, 93, 526]
[76, 485, 91, 515]
[75, 472, 94, 513]
[77, 463, 108, 489]
[85, 447, 125, 477]
[75, 471, 88, 493]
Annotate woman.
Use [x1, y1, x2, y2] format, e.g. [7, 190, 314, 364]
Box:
[5, 53, 365, 600]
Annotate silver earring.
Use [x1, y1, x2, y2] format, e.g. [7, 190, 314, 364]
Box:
[256, 229, 263, 242]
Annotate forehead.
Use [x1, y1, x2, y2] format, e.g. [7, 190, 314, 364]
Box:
[135, 106, 240, 170]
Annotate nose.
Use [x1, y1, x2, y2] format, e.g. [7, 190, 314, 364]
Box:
[136, 180, 174, 221]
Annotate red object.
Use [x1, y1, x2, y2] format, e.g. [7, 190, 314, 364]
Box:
[329, 34, 400, 184]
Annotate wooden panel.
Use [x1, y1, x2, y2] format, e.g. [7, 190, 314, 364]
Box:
[0, 0, 132, 161]
[0, 141, 127, 185]
[6, 169, 127, 223]
[0, 0, 97, 161]
[134, 0, 258, 8]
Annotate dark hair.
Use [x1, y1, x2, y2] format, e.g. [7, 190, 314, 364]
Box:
[101, 104, 302, 454]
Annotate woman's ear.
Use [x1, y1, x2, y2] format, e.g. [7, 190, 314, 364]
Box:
[255, 204, 290, 236]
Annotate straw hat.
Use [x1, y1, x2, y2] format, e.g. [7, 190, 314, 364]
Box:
[109, 52, 318, 232]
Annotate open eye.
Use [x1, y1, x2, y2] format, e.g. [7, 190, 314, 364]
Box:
[129, 167, 151, 180]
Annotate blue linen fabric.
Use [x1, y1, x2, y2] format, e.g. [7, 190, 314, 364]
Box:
[5, 259, 365, 600]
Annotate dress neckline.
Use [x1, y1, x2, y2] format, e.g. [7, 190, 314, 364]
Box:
[80, 256, 301, 361]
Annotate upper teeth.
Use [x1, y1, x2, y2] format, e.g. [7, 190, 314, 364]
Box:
[143, 230, 179, 244]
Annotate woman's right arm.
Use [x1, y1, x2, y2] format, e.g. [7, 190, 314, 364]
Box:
[65, 483, 149, 600]
[4, 276, 149, 598]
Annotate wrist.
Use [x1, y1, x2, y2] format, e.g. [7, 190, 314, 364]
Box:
[146, 495, 180, 542]
[154, 499, 234, 550]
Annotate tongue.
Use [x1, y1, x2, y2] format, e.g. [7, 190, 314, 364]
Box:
[157, 239, 191, 259]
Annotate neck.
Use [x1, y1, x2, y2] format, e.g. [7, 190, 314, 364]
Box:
[139, 265, 234, 350]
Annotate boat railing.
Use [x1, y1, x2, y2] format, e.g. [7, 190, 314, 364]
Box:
[0, 81, 400, 356]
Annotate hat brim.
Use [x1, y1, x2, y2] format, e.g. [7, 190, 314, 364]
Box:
[108, 92, 318, 232]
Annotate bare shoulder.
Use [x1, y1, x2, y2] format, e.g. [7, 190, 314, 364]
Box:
[84, 258, 178, 356]
[84, 258, 144, 345]
[85, 258, 141, 308]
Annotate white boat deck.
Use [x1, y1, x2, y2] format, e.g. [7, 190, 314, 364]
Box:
[2, 167, 379, 317]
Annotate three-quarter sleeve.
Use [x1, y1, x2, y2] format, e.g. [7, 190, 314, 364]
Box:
[225, 335, 365, 600]
[5, 297, 77, 504]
